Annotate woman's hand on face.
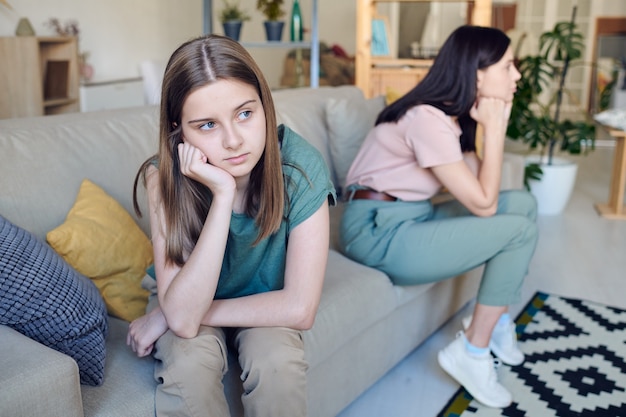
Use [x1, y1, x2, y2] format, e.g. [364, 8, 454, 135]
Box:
[470, 97, 511, 138]
[126, 307, 168, 357]
[177, 142, 236, 195]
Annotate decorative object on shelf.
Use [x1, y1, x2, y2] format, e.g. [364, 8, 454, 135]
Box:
[15, 17, 35, 36]
[371, 17, 391, 57]
[506, 6, 596, 215]
[46, 17, 80, 36]
[256, 0, 285, 41]
[290, 0, 304, 87]
[219, 0, 250, 42]
[79, 51, 94, 82]
[290, 0, 303, 42]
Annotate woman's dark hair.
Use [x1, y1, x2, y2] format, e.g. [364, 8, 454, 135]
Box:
[375, 25, 511, 151]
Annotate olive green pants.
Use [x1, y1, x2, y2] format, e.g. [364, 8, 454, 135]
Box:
[152, 325, 307, 417]
[141, 278, 308, 417]
[339, 190, 538, 306]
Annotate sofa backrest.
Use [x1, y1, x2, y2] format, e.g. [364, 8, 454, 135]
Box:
[0, 85, 371, 241]
[272, 85, 369, 186]
[0, 106, 160, 240]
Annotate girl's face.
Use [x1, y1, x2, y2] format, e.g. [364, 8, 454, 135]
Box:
[476, 46, 521, 103]
[180, 79, 266, 183]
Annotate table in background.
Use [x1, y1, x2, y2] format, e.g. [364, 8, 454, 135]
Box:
[595, 128, 626, 219]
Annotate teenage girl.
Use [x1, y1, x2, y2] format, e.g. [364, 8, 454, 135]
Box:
[126, 34, 336, 417]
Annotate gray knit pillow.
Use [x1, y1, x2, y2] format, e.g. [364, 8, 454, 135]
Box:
[0, 215, 109, 386]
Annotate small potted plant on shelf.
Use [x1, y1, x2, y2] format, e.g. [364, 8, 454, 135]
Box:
[506, 6, 596, 215]
[256, 0, 286, 41]
[219, 0, 250, 42]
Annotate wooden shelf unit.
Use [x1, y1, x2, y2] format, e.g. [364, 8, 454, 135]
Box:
[204, 0, 320, 88]
[0, 36, 80, 119]
[355, 0, 492, 99]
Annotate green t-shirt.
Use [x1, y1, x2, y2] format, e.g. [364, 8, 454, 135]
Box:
[148, 125, 336, 299]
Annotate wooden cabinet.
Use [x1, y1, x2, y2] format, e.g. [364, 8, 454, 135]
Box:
[355, 0, 492, 99]
[0, 36, 80, 119]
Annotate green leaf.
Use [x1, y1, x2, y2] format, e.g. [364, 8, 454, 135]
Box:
[524, 163, 543, 191]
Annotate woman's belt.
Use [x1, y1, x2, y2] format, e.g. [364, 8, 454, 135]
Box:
[351, 189, 397, 202]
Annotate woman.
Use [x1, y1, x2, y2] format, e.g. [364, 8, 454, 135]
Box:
[339, 25, 538, 408]
[126, 34, 336, 417]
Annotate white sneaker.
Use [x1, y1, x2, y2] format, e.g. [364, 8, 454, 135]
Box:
[438, 332, 513, 408]
[462, 315, 525, 366]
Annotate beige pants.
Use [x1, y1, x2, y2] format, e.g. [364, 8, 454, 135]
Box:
[151, 323, 307, 417]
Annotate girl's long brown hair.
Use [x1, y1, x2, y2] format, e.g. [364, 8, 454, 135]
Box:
[133, 34, 284, 266]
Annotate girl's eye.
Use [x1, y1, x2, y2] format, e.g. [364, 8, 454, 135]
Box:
[199, 121, 216, 131]
[237, 110, 252, 121]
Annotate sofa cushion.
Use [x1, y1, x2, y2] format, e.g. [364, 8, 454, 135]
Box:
[46, 179, 153, 322]
[325, 95, 386, 195]
[272, 85, 371, 189]
[303, 250, 397, 367]
[81, 317, 156, 417]
[0, 215, 108, 386]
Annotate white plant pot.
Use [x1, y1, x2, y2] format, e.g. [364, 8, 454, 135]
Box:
[526, 155, 578, 215]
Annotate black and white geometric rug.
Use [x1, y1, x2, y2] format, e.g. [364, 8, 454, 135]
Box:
[438, 292, 626, 417]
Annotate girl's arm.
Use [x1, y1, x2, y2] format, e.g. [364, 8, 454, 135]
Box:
[128, 147, 236, 354]
[198, 200, 330, 330]
[431, 97, 510, 217]
[128, 197, 329, 356]
[149, 155, 236, 338]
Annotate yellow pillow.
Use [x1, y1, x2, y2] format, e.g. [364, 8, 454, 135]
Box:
[47, 179, 153, 322]
[385, 86, 402, 105]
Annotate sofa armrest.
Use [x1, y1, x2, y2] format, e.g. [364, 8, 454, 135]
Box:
[0, 325, 84, 417]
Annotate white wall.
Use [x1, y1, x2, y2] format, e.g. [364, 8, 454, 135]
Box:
[0, 1, 203, 82]
[5, 0, 624, 92]
[0, 0, 357, 88]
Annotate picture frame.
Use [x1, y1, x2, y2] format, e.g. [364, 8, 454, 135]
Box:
[371, 16, 391, 57]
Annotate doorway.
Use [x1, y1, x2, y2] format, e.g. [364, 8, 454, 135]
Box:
[589, 17, 626, 113]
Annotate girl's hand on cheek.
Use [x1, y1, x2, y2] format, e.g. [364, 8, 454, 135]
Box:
[178, 142, 236, 195]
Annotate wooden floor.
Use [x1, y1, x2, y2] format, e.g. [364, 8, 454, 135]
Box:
[336, 143, 626, 417]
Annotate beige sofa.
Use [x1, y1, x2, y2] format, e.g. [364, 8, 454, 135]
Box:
[0, 85, 525, 417]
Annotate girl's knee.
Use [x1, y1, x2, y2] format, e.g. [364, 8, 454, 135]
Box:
[238, 328, 307, 393]
[155, 327, 228, 377]
[154, 328, 230, 417]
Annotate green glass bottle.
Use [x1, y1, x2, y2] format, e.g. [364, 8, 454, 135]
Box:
[290, 0, 303, 42]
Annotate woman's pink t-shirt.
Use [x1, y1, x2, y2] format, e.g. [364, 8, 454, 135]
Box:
[345, 104, 465, 201]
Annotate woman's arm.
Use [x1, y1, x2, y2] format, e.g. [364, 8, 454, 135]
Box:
[431, 97, 510, 217]
[198, 200, 330, 330]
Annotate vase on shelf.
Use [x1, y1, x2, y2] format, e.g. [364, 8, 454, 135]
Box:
[15, 17, 35, 36]
[79, 52, 94, 82]
[263, 20, 284, 42]
[290, 0, 303, 42]
[223, 21, 243, 41]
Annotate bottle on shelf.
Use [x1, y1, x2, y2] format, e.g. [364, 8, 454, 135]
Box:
[290, 0, 303, 42]
[290, 0, 305, 87]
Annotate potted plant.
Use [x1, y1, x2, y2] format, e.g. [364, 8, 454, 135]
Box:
[256, 0, 285, 41]
[219, 0, 250, 42]
[507, 6, 596, 215]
